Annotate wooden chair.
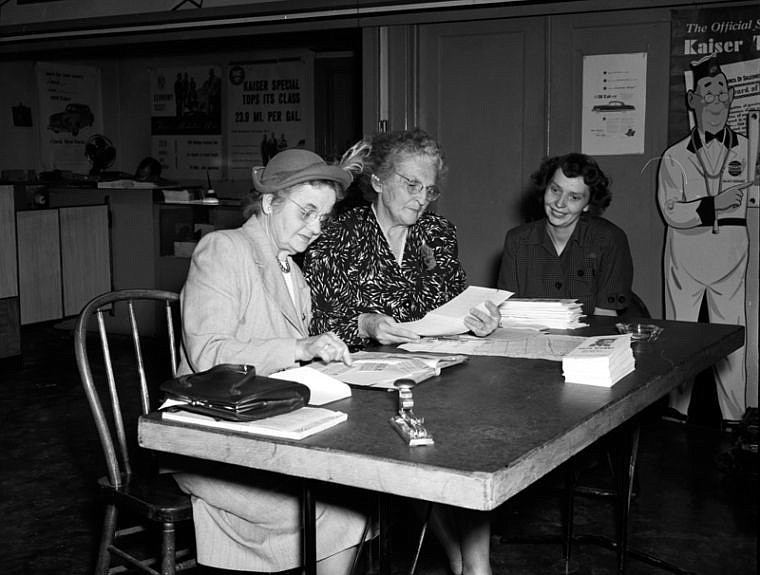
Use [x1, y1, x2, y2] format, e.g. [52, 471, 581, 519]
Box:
[74, 289, 195, 575]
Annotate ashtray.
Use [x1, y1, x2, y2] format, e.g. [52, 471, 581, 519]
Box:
[616, 322, 663, 342]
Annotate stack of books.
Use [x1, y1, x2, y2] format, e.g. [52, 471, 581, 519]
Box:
[499, 298, 586, 330]
[562, 334, 635, 387]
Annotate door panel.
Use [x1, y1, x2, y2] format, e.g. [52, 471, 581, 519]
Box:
[418, 18, 546, 287]
[60, 205, 111, 317]
[549, 10, 671, 318]
[17, 210, 62, 324]
[0, 186, 17, 298]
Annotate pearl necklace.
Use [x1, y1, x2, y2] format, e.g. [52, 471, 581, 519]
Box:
[277, 257, 290, 273]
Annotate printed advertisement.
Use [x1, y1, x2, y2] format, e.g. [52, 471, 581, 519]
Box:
[150, 66, 223, 180]
[36, 62, 103, 173]
[669, 6, 760, 140]
[664, 4, 760, 408]
[581, 52, 647, 156]
[226, 55, 313, 181]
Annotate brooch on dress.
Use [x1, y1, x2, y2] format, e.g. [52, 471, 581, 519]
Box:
[421, 242, 437, 271]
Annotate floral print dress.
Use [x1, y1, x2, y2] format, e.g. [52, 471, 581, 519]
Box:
[302, 204, 467, 347]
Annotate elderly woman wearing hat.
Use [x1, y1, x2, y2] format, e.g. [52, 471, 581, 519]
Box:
[174, 148, 368, 574]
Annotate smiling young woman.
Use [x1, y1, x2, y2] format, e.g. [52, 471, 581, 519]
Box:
[497, 152, 633, 318]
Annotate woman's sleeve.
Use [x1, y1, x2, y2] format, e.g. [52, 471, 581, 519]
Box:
[302, 227, 366, 346]
[496, 229, 520, 293]
[594, 225, 634, 312]
[181, 233, 298, 374]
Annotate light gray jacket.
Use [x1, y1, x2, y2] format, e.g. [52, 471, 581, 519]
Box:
[178, 213, 310, 376]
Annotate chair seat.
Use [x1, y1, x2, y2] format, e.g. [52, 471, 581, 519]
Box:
[99, 473, 193, 523]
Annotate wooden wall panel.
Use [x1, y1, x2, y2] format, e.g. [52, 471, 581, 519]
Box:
[59, 205, 111, 317]
[548, 10, 671, 319]
[16, 210, 62, 324]
[418, 18, 547, 287]
[0, 185, 18, 298]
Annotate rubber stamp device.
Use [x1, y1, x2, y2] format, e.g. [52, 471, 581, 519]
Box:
[389, 379, 434, 446]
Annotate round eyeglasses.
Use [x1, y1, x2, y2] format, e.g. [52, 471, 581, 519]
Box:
[284, 196, 332, 226]
[394, 172, 441, 201]
[695, 91, 730, 104]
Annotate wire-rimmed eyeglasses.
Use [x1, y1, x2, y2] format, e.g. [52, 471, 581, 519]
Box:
[284, 196, 332, 226]
[394, 172, 441, 201]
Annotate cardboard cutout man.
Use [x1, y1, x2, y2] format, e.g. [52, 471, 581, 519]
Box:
[657, 54, 749, 423]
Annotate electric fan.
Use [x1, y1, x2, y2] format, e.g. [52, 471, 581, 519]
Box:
[84, 135, 116, 177]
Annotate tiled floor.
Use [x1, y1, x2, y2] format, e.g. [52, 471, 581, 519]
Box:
[0, 324, 756, 574]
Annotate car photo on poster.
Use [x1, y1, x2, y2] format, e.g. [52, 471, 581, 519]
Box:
[592, 100, 635, 113]
[48, 103, 95, 136]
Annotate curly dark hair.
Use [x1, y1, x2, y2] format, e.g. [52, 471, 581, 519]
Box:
[531, 153, 611, 215]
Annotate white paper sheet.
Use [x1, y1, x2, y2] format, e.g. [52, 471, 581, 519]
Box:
[397, 286, 512, 336]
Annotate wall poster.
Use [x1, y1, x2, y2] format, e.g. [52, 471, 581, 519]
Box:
[150, 65, 223, 181]
[581, 52, 647, 156]
[661, 5, 760, 415]
[226, 54, 313, 181]
[36, 61, 103, 173]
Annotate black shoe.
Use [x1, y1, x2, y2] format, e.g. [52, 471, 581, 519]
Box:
[661, 407, 688, 424]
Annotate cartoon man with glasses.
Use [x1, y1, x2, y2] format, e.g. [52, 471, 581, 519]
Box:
[657, 53, 751, 426]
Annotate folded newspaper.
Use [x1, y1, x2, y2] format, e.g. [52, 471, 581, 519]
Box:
[312, 351, 467, 389]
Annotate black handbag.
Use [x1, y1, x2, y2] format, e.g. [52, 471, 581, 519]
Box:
[161, 363, 310, 422]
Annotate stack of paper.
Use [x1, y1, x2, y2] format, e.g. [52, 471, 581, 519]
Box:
[562, 334, 635, 387]
[499, 298, 586, 330]
[398, 286, 512, 336]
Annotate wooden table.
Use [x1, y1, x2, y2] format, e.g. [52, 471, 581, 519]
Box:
[139, 317, 744, 573]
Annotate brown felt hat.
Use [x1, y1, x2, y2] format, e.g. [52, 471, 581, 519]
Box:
[251, 149, 352, 194]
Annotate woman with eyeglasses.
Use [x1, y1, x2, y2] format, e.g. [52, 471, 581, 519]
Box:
[303, 127, 499, 348]
[174, 148, 371, 574]
[302, 128, 497, 575]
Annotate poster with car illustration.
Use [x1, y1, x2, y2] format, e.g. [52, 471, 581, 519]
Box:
[36, 61, 103, 173]
[581, 52, 647, 155]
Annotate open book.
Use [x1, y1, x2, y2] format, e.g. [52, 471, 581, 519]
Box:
[311, 351, 467, 389]
[161, 406, 347, 440]
[397, 286, 512, 336]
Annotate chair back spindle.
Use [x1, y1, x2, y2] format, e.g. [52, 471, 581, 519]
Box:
[73, 288, 194, 574]
[75, 289, 181, 489]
